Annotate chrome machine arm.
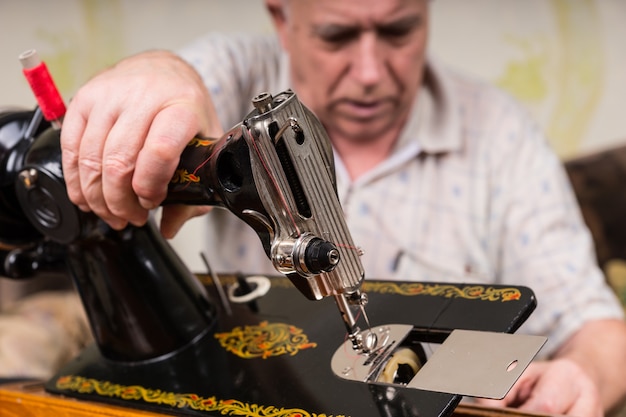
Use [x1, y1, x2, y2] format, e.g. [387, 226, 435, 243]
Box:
[167, 90, 374, 352]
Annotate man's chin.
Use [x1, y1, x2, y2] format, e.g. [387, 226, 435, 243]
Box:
[328, 120, 394, 143]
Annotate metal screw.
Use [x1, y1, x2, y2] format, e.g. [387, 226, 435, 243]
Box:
[252, 92, 273, 114]
[19, 169, 38, 189]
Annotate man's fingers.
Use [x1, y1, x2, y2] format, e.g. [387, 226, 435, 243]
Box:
[133, 105, 199, 210]
[513, 360, 602, 417]
[60, 102, 88, 210]
[517, 370, 602, 417]
[60, 51, 218, 231]
[101, 108, 154, 226]
[76, 105, 129, 229]
[565, 392, 602, 417]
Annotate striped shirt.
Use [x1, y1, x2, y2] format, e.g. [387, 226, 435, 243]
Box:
[178, 33, 624, 358]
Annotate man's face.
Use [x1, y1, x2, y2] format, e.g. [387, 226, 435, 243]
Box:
[269, 0, 429, 145]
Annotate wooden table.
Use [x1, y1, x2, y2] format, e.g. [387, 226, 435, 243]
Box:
[0, 380, 560, 417]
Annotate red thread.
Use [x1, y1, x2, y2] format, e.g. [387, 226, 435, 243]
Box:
[22, 62, 66, 122]
[177, 141, 225, 192]
[336, 242, 361, 253]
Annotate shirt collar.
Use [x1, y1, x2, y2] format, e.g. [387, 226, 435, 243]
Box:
[394, 58, 463, 156]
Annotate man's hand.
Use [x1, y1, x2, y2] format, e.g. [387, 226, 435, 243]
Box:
[60, 50, 222, 235]
[477, 319, 626, 416]
[476, 359, 602, 416]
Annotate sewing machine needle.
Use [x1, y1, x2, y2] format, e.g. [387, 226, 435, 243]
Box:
[360, 303, 377, 351]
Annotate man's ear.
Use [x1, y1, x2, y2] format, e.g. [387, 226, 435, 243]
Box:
[265, 0, 289, 49]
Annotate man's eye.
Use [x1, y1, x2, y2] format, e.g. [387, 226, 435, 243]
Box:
[377, 15, 422, 43]
[378, 26, 413, 40]
[318, 29, 359, 45]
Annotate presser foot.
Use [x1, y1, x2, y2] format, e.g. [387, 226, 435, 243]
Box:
[331, 324, 546, 400]
[336, 291, 379, 354]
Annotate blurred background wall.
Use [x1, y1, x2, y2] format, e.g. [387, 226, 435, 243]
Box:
[1, 0, 625, 288]
[3, 0, 625, 156]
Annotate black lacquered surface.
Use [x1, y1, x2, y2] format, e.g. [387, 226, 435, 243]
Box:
[46, 276, 536, 417]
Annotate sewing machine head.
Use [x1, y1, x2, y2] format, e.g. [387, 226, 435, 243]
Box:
[174, 90, 366, 299]
[167, 89, 373, 352]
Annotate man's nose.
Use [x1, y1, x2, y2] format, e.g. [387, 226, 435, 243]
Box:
[352, 33, 384, 87]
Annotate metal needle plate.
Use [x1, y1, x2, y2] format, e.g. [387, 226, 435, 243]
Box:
[408, 329, 546, 399]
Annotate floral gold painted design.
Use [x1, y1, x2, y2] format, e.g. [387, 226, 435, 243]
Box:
[198, 276, 522, 302]
[55, 375, 343, 417]
[215, 321, 317, 359]
[188, 136, 218, 147]
[171, 169, 200, 184]
[362, 282, 521, 302]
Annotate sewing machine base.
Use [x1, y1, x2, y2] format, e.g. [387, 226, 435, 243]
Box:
[45, 275, 537, 417]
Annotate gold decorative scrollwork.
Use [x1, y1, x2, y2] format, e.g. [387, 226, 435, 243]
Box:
[197, 276, 522, 302]
[215, 321, 317, 359]
[171, 168, 200, 184]
[188, 137, 218, 147]
[55, 375, 344, 417]
[361, 282, 521, 302]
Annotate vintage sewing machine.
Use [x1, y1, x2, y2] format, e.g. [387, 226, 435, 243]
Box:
[0, 52, 546, 417]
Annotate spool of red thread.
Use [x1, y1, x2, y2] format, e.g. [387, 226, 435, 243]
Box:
[19, 49, 66, 128]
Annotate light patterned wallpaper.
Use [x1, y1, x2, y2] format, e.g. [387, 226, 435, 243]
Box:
[429, 0, 626, 158]
[1, 0, 273, 109]
[2, 0, 624, 157]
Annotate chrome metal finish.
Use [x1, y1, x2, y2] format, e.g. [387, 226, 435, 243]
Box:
[241, 90, 368, 351]
[244, 91, 365, 300]
[331, 325, 547, 400]
[251, 92, 273, 114]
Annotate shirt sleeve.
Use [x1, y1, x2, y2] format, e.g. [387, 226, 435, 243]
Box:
[488, 94, 625, 357]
